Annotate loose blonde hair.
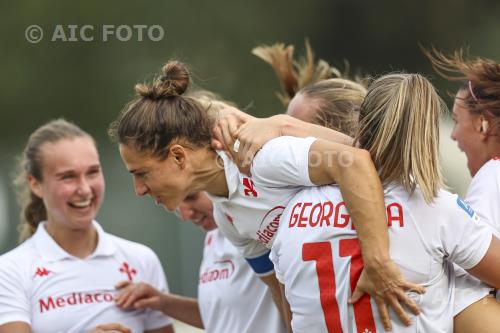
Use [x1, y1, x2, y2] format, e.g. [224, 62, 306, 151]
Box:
[253, 40, 366, 136]
[355, 73, 445, 203]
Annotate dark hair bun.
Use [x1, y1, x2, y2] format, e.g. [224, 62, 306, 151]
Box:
[135, 60, 190, 99]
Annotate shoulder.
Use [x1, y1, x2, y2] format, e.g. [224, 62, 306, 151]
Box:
[0, 239, 37, 267]
[107, 234, 161, 264]
[474, 158, 500, 180]
[401, 187, 471, 219]
[0, 239, 37, 283]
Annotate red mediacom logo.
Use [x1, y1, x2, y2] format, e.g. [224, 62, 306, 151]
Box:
[199, 259, 235, 284]
[34, 267, 52, 278]
[119, 262, 137, 281]
[256, 206, 285, 246]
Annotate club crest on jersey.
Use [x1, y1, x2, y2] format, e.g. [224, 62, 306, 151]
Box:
[456, 196, 480, 222]
[242, 178, 258, 197]
[119, 262, 137, 281]
[34, 267, 52, 278]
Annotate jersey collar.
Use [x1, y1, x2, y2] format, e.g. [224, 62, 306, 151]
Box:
[32, 221, 116, 262]
[207, 151, 239, 203]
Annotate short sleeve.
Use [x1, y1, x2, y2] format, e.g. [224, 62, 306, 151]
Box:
[251, 136, 317, 188]
[213, 205, 274, 276]
[466, 160, 500, 236]
[142, 250, 173, 330]
[0, 260, 31, 326]
[270, 246, 284, 284]
[441, 195, 493, 270]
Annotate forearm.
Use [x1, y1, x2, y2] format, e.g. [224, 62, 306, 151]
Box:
[336, 149, 390, 266]
[159, 294, 204, 329]
[260, 274, 288, 325]
[274, 114, 354, 146]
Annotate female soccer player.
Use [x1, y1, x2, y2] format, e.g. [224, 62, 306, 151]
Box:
[0, 120, 174, 333]
[116, 191, 286, 333]
[116, 92, 286, 333]
[425, 48, 500, 333]
[264, 73, 500, 332]
[109, 60, 424, 330]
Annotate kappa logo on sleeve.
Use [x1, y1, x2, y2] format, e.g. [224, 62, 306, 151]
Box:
[456, 196, 480, 222]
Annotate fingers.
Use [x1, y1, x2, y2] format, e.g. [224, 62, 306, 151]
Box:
[386, 293, 412, 327]
[227, 114, 241, 139]
[116, 283, 145, 309]
[349, 286, 365, 304]
[114, 280, 131, 290]
[134, 297, 158, 310]
[394, 288, 421, 316]
[374, 297, 392, 332]
[404, 281, 426, 295]
[93, 323, 132, 333]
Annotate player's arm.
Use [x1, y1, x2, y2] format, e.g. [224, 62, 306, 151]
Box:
[214, 114, 353, 169]
[454, 295, 500, 333]
[0, 322, 31, 333]
[259, 274, 291, 332]
[308, 139, 425, 330]
[116, 281, 203, 329]
[279, 282, 293, 333]
[466, 236, 500, 287]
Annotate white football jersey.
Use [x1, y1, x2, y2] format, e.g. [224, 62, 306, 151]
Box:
[466, 157, 500, 235]
[208, 136, 316, 275]
[198, 229, 286, 333]
[454, 157, 500, 315]
[271, 185, 493, 333]
[0, 221, 172, 333]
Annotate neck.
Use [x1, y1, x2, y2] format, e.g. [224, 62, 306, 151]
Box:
[191, 149, 229, 198]
[487, 141, 500, 160]
[45, 221, 98, 259]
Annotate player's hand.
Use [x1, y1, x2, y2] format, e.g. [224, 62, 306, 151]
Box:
[211, 106, 254, 153]
[89, 323, 132, 333]
[115, 281, 164, 311]
[349, 259, 425, 331]
[215, 115, 285, 175]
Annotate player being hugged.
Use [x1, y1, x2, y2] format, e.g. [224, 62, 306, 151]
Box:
[0, 120, 174, 333]
[263, 73, 500, 332]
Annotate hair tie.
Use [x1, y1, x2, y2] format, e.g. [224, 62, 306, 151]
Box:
[468, 81, 479, 101]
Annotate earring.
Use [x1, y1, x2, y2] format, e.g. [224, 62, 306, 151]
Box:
[481, 120, 489, 133]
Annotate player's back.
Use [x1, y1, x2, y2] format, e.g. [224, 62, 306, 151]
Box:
[271, 184, 492, 332]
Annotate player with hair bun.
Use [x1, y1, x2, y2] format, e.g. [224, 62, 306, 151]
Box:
[115, 92, 286, 333]
[109, 60, 423, 331]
